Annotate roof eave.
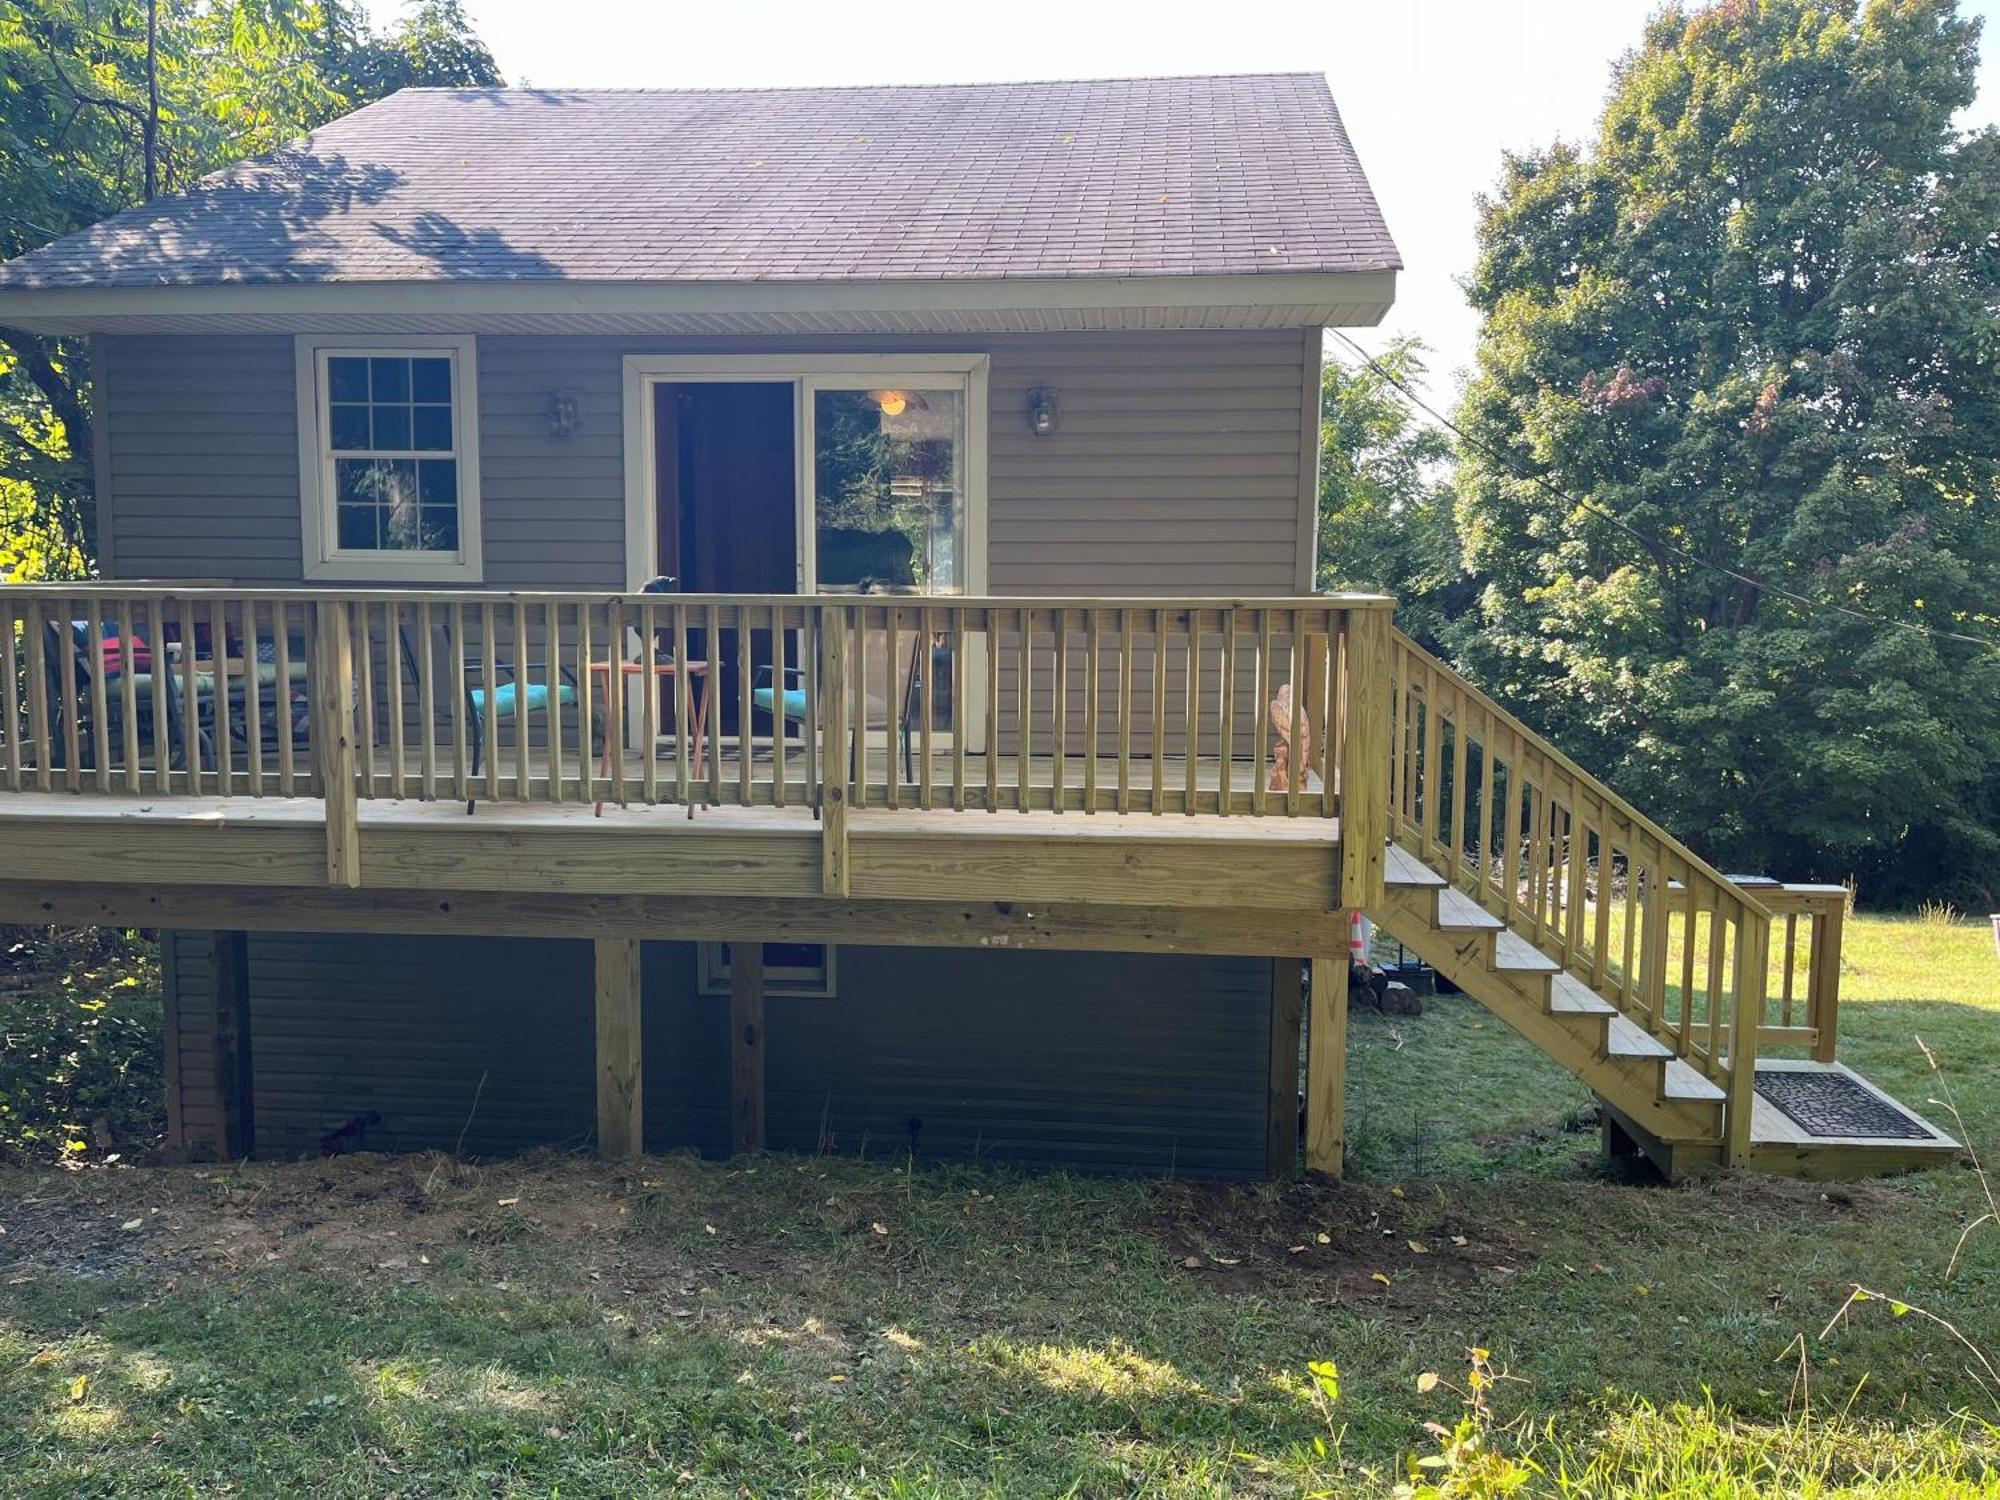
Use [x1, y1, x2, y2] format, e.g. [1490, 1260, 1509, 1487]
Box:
[0, 270, 1396, 336]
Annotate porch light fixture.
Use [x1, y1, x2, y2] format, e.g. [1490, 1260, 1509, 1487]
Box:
[1027, 385, 1059, 435]
[548, 388, 581, 439]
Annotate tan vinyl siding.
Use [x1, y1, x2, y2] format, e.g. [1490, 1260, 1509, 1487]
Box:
[101, 336, 302, 583]
[986, 331, 1313, 594]
[101, 328, 1316, 593]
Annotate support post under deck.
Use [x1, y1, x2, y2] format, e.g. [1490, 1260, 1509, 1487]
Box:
[1305, 954, 1347, 1177]
[730, 942, 766, 1153]
[593, 937, 644, 1158]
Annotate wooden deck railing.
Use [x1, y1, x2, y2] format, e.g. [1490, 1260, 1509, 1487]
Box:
[1, 586, 1392, 896]
[1739, 881, 1846, 1063]
[1386, 628, 1777, 1161]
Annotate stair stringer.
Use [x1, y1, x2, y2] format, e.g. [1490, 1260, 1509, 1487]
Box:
[1367, 873, 1726, 1148]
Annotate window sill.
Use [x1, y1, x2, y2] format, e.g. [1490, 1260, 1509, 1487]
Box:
[304, 553, 484, 585]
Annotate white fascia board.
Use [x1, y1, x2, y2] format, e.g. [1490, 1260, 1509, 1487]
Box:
[0, 271, 1396, 334]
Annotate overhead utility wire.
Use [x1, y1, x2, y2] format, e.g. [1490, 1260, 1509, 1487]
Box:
[1325, 328, 2000, 654]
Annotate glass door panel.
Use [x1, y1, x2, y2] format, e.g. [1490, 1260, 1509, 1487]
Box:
[811, 387, 965, 594]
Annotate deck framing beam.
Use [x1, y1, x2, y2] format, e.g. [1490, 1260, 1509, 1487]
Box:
[0, 882, 1351, 958]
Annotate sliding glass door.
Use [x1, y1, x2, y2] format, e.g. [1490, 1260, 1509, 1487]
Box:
[806, 382, 969, 595]
[802, 368, 986, 754]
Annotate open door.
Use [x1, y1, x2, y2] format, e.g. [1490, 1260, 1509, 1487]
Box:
[654, 382, 797, 738]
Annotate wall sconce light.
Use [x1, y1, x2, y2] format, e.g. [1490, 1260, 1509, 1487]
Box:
[549, 388, 581, 439]
[1027, 386, 1060, 436]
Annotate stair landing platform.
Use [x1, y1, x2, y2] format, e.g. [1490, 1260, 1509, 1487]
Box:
[1608, 1059, 1961, 1181]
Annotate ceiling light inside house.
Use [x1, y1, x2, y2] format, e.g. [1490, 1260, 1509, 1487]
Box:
[868, 389, 927, 417]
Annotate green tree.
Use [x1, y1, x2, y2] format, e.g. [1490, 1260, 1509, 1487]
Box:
[1455, 0, 2000, 904]
[0, 0, 500, 580]
[1315, 335, 1472, 645]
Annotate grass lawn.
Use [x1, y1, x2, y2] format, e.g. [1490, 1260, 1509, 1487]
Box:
[1, 912, 1997, 1495]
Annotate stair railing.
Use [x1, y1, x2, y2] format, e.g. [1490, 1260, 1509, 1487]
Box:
[1385, 629, 1773, 1162]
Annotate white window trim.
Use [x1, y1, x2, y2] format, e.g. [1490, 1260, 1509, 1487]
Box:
[294, 333, 484, 582]
[696, 941, 838, 1000]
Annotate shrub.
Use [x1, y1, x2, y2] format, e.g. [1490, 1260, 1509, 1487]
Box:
[0, 927, 164, 1165]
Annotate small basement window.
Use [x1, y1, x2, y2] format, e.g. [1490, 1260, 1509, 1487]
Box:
[697, 942, 837, 999]
[295, 335, 482, 581]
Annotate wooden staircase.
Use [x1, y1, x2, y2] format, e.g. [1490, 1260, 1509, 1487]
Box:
[1371, 844, 1727, 1147]
[1359, 629, 1958, 1179]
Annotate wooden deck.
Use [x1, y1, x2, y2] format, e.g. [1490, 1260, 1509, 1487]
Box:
[0, 584, 1959, 1183]
[0, 787, 1353, 949]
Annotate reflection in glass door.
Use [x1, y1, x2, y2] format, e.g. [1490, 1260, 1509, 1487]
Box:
[807, 380, 979, 761]
[811, 386, 966, 594]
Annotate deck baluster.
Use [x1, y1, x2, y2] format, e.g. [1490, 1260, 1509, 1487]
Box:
[544, 602, 564, 804]
[1117, 608, 1134, 814]
[951, 610, 967, 812]
[1, 600, 20, 792]
[1150, 608, 1168, 815]
[984, 607, 999, 812]
[419, 603, 439, 801]
[83, 610, 109, 793]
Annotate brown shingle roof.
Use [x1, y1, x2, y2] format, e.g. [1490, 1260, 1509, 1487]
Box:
[0, 74, 1399, 290]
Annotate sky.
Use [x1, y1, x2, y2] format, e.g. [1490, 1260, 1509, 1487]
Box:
[423, 0, 1996, 400]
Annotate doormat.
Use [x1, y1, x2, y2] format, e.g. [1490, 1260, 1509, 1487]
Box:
[1754, 1070, 1933, 1140]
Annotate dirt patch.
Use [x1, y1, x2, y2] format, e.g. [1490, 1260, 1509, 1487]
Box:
[1686, 1169, 1921, 1222]
[2, 1150, 1554, 1328]
[0, 1150, 649, 1285]
[1143, 1177, 1541, 1314]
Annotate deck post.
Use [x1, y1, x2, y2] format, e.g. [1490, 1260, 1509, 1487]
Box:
[1267, 957, 1306, 1176]
[1305, 954, 1347, 1177]
[212, 930, 255, 1161]
[1810, 895, 1843, 1064]
[312, 600, 361, 888]
[820, 610, 850, 895]
[730, 942, 766, 1153]
[593, 937, 644, 1158]
[1724, 912, 1770, 1166]
[1339, 605, 1391, 913]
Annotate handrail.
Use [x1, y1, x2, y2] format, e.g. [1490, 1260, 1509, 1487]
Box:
[1386, 628, 1772, 1161]
[0, 583, 1392, 830]
[1735, 880, 1846, 1063]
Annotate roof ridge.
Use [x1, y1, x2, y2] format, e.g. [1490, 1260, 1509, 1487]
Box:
[384, 71, 1330, 97]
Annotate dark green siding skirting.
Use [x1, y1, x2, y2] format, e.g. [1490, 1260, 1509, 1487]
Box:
[161, 932, 1273, 1178]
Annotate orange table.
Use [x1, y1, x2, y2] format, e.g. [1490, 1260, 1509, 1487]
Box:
[589, 659, 709, 808]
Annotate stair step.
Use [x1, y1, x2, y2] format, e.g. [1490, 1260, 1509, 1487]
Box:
[1549, 973, 1618, 1017]
[1435, 888, 1504, 931]
[1605, 1014, 1674, 1060]
[1493, 930, 1560, 974]
[1663, 1059, 1728, 1104]
[1385, 845, 1447, 889]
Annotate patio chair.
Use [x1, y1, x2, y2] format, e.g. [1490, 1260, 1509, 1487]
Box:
[397, 615, 578, 808]
[41, 618, 208, 774]
[754, 617, 927, 783]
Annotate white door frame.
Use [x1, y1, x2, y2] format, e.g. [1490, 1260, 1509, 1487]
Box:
[618, 352, 989, 596]
[618, 352, 992, 748]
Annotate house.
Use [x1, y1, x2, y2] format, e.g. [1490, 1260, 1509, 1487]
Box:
[0, 75, 1956, 1180]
